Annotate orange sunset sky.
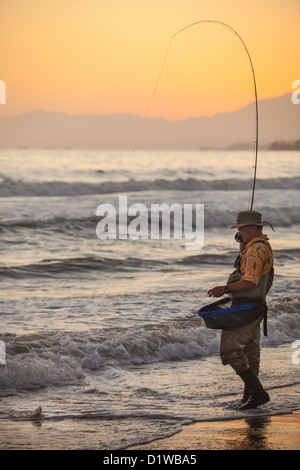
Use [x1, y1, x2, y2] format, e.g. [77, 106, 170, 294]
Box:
[0, 0, 300, 120]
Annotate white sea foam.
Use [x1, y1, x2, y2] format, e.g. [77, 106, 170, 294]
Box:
[1, 299, 299, 395]
[0, 175, 299, 198]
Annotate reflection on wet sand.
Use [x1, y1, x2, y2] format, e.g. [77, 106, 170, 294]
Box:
[129, 411, 300, 450]
[233, 416, 272, 450]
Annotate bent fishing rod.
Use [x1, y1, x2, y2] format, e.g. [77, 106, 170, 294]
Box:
[134, 20, 259, 211]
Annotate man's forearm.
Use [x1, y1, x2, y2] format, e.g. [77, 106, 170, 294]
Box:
[207, 280, 256, 297]
[227, 279, 255, 292]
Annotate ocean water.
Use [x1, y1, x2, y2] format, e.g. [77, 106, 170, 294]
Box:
[0, 148, 299, 450]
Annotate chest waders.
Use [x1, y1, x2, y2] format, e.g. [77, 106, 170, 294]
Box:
[199, 240, 274, 336]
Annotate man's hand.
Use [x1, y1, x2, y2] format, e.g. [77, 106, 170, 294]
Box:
[207, 286, 225, 298]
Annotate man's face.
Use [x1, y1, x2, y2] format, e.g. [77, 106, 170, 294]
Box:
[237, 225, 261, 244]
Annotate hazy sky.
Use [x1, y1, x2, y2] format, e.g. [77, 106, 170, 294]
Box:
[1, 0, 299, 119]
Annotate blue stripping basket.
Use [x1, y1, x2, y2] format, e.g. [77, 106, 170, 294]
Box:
[198, 297, 266, 330]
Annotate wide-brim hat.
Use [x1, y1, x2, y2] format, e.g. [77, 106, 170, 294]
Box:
[231, 211, 274, 230]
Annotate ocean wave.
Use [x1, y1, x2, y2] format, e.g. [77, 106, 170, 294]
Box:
[0, 175, 299, 197]
[0, 298, 299, 394]
[183, 248, 300, 265]
[0, 256, 171, 278]
[0, 245, 299, 278]
[1, 204, 300, 237]
[0, 215, 97, 233]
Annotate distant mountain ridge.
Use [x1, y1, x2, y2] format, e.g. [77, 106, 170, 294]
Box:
[0, 93, 299, 149]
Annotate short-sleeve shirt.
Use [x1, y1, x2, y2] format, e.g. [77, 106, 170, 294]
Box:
[240, 235, 274, 286]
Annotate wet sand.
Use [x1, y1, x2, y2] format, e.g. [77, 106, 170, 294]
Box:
[129, 411, 300, 450]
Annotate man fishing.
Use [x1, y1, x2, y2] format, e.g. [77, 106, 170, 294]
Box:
[207, 210, 274, 410]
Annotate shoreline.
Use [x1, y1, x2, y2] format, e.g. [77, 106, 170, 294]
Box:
[128, 411, 300, 451]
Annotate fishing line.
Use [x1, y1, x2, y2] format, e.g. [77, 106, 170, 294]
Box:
[133, 39, 173, 154]
[134, 20, 259, 210]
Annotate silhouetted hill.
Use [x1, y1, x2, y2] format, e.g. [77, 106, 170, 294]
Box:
[269, 140, 300, 151]
[0, 94, 299, 149]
